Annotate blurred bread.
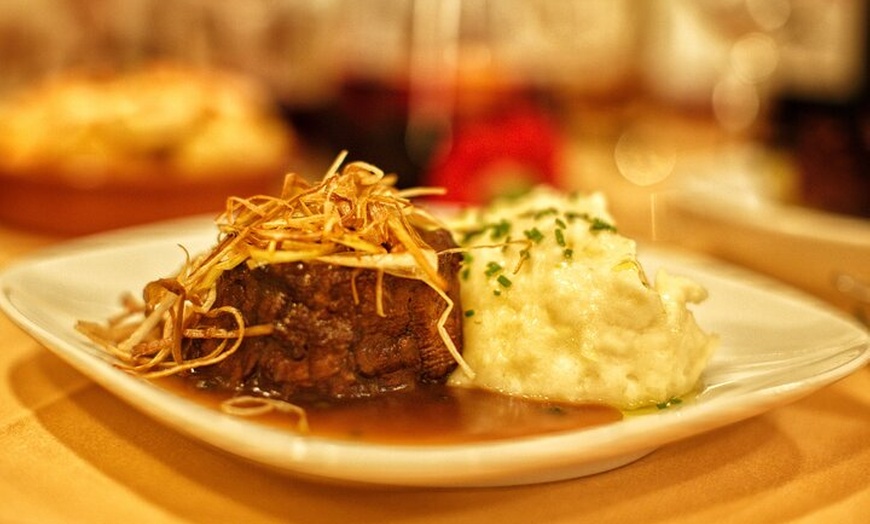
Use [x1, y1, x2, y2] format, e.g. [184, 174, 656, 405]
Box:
[0, 63, 296, 234]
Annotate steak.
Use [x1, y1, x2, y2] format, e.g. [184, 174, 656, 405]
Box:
[183, 227, 463, 401]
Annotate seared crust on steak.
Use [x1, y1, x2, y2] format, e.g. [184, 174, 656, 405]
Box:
[183, 228, 463, 400]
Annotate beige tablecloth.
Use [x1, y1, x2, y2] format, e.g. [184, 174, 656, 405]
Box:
[1, 223, 868, 524]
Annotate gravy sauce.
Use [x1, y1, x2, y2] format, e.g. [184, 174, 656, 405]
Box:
[158, 378, 622, 445]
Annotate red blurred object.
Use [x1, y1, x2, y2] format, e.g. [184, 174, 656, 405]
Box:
[424, 104, 562, 204]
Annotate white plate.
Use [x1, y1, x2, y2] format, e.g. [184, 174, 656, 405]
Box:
[1, 216, 868, 487]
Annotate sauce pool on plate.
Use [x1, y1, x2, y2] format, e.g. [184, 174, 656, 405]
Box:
[157, 378, 622, 445]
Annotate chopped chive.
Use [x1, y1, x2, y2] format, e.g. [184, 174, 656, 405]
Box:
[493, 289, 502, 296]
[460, 220, 513, 244]
[563, 248, 574, 259]
[485, 261, 503, 277]
[461, 267, 470, 280]
[497, 275, 513, 288]
[563, 211, 617, 233]
[519, 207, 557, 219]
[534, 207, 558, 219]
[461, 227, 485, 243]
[490, 219, 511, 240]
[656, 397, 683, 410]
[589, 217, 617, 233]
[555, 218, 567, 229]
[464, 309, 475, 318]
[564, 211, 584, 223]
[555, 228, 566, 247]
[523, 228, 544, 243]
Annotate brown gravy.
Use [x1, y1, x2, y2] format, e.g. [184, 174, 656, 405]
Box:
[157, 378, 622, 445]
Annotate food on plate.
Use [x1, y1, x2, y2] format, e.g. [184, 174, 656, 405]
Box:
[184, 225, 463, 400]
[0, 63, 295, 234]
[78, 154, 716, 432]
[447, 187, 718, 410]
[77, 153, 466, 408]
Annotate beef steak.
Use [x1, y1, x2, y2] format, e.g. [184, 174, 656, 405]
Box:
[183, 227, 463, 401]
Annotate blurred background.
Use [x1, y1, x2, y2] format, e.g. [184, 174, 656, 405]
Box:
[0, 0, 867, 307]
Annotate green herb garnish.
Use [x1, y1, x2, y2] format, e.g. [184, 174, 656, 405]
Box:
[656, 397, 683, 410]
[501, 235, 512, 252]
[485, 261, 503, 277]
[564, 212, 617, 234]
[589, 217, 617, 233]
[555, 228, 566, 247]
[534, 207, 558, 219]
[491, 219, 511, 240]
[564, 211, 584, 223]
[524, 228, 544, 243]
[461, 219, 512, 244]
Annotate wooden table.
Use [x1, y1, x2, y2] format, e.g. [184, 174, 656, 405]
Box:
[1, 222, 868, 524]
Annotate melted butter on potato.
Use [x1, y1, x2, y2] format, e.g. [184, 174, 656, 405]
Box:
[448, 187, 718, 410]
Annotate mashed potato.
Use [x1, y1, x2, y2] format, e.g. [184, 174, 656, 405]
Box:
[448, 187, 717, 410]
